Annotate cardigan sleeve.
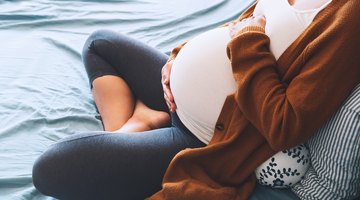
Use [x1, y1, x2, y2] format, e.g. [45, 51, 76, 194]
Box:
[226, 23, 360, 151]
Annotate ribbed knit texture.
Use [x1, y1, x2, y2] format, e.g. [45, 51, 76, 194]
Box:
[149, 0, 360, 199]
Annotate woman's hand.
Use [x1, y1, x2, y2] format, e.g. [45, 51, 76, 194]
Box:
[229, 15, 266, 38]
[161, 60, 177, 112]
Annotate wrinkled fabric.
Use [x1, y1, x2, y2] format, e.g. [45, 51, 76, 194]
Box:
[0, 0, 254, 199]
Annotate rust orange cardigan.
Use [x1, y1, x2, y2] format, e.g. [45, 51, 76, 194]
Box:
[149, 0, 360, 199]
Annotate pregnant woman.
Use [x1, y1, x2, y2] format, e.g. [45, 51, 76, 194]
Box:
[33, 0, 360, 199]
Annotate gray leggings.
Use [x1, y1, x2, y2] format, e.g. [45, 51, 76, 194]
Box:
[32, 30, 206, 200]
[32, 30, 300, 200]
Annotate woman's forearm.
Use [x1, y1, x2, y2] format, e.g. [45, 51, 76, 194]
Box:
[227, 26, 360, 151]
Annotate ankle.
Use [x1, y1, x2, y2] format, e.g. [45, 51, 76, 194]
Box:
[114, 117, 150, 133]
[114, 111, 170, 133]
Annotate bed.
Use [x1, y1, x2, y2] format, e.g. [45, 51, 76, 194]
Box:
[1, 0, 359, 200]
[0, 0, 258, 199]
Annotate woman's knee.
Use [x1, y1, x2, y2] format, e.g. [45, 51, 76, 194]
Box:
[32, 148, 63, 198]
[83, 29, 112, 56]
[32, 133, 104, 197]
[82, 29, 128, 55]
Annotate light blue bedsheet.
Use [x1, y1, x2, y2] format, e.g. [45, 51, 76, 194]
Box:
[0, 0, 298, 199]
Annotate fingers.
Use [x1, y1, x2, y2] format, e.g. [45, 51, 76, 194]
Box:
[163, 84, 174, 103]
[164, 93, 176, 112]
[161, 60, 176, 112]
[246, 15, 266, 28]
[252, 15, 266, 28]
[229, 15, 266, 38]
[235, 15, 266, 31]
[229, 21, 238, 38]
[161, 65, 168, 84]
[163, 84, 176, 112]
[161, 61, 173, 84]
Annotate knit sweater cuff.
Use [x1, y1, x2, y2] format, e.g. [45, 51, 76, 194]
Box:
[233, 26, 265, 38]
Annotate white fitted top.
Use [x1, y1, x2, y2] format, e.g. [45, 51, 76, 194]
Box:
[254, 0, 332, 60]
[170, 0, 332, 144]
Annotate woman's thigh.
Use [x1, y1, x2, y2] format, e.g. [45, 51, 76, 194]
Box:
[32, 126, 205, 200]
[82, 29, 169, 112]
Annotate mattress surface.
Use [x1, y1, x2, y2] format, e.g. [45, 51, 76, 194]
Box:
[0, 0, 278, 199]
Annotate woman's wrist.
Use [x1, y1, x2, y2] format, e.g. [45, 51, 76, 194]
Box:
[229, 15, 266, 38]
[229, 24, 265, 38]
[232, 25, 265, 38]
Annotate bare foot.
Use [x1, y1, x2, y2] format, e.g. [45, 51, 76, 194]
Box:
[114, 100, 170, 133]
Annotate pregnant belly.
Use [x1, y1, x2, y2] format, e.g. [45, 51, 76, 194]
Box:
[170, 27, 237, 135]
